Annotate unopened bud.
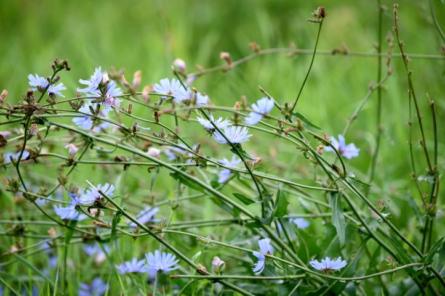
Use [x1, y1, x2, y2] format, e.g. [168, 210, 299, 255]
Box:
[147, 147, 161, 158]
[48, 227, 57, 238]
[10, 245, 20, 254]
[249, 42, 261, 53]
[0, 89, 8, 104]
[173, 58, 187, 73]
[95, 252, 106, 265]
[65, 143, 79, 156]
[186, 74, 196, 86]
[132, 71, 142, 89]
[316, 144, 324, 155]
[142, 85, 151, 102]
[220, 52, 232, 66]
[102, 73, 110, 84]
[212, 256, 225, 273]
[29, 123, 39, 136]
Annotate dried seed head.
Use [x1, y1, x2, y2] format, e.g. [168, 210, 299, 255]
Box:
[249, 42, 261, 53]
[29, 123, 39, 136]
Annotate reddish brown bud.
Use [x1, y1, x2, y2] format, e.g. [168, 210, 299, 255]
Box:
[220, 52, 232, 66]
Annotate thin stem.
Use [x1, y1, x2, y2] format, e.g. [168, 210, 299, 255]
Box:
[290, 20, 323, 113]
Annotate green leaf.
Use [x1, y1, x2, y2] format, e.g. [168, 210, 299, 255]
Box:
[424, 237, 445, 264]
[329, 192, 346, 245]
[292, 111, 320, 129]
[170, 171, 205, 193]
[274, 189, 289, 218]
[233, 193, 255, 205]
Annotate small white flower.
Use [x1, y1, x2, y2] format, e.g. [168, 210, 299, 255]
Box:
[197, 115, 231, 131]
[292, 218, 310, 229]
[195, 92, 209, 106]
[213, 126, 251, 144]
[325, 135, 359, 159]
[309, 257, 347, 272]
[218, 156, 241, 183]
[253, 238, 273, 274]
[245, 97, 274, 126]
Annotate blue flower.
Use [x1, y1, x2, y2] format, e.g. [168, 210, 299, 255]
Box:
[78, 67, 104, 96]
[3, 150, 30, 164]
[197, 115, 231, 132]
[83, 243, 110, 257]
[53, 202, 86, 221]
[28, 74, 49, 90]
[79, 183, 115, 206]
[116, 258, 147, 274]
[213, 126, 251, 144]
[252, 238, 273, 274]
[245, 97, 274, 126]
[28, 74, 65, 97]
[153, 78, 191, 103]
[309, 257, 347, 272]
[218, 156, 241, 183]
[78, 277, 108, 296]
[129, 206, 159, 227]
[292, 218, 310, 229]
[72, 104, 95, 130]
[145, 250, 179, 278]
[72, 102, 111, 131]
[47, 83, 66, 97]
[163, 144, 195, 161]
[325, 135, 359, 159]
[104, 81, 122, 108]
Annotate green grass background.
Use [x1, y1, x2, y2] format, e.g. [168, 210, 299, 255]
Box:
[1, 0, 444, 206]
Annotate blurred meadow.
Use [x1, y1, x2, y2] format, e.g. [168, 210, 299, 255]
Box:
[0, 0, 444, 295]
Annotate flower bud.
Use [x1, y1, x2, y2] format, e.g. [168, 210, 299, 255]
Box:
[220, 52, 232, 66]
[0, 89, 8, 104]
[147, 147, 161, 158]
[212, 256, 225, 273]
[249, 42, 261, 53]
[173, 58, 187, 73]
[29, 123, 39, 136]
[65, 143, 79, 156]
[142, 85, 151, 102]
[102, 72, 110, 84]
[132, 70, 142, 89]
